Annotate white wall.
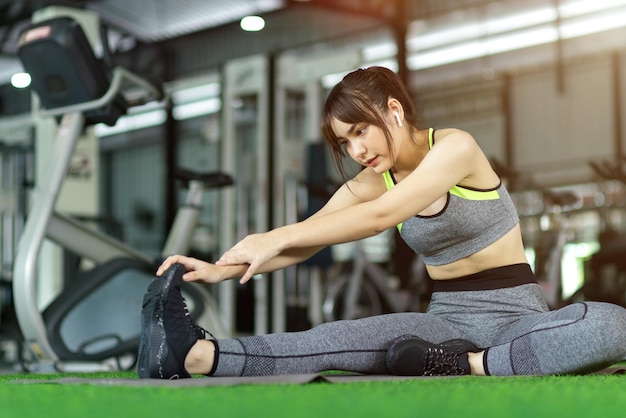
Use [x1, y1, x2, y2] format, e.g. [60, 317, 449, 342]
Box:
[511, 56, 615, 187]
[417, 51, 625, 189]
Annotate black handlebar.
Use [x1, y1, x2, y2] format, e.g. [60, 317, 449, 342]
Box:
[174, 168, 234, 189]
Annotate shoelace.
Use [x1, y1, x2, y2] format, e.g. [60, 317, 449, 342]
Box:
[181, 296, 215, 341]
[194, 324, 215, 340]
[422, 347, 466, 376]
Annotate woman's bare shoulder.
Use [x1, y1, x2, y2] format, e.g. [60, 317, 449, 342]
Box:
[434, 127, 476, 143]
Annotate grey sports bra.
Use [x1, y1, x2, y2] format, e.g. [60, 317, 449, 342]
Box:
[382, 128, 519, 265]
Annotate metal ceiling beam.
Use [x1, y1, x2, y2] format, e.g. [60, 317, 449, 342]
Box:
[289, 0, 394, 22]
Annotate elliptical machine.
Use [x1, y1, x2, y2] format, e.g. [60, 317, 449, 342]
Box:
[13, 13, 230, 372]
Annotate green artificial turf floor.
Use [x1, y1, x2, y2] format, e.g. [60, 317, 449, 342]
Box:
[1, 371, 625, 418]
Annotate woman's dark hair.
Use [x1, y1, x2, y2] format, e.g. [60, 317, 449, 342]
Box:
[321, 66, 419, 180]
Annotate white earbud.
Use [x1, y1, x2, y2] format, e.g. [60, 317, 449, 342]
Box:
[393, 111, 403, 128]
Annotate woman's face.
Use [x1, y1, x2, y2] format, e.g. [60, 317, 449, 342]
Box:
[330, 117, 395, 174]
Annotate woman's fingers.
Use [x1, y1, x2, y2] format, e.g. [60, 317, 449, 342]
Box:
[156, 255, 196, 276]
[156, 255, 177, 275]
[238, 263, 259, 284]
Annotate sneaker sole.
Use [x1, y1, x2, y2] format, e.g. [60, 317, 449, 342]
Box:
[137, 264, 182, 379]
[386, 335, 429, 376]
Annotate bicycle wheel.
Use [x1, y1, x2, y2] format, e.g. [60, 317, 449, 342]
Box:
[322, 274, 383, 322]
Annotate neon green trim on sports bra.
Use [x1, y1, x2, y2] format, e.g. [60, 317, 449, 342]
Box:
[382, 170, 402, 232]
[382, 169, 395, 190]
[449, 186, 499, 200]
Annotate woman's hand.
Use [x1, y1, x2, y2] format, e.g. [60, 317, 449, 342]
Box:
[215, 231, 285, 284]
[157, 255, 234, 284]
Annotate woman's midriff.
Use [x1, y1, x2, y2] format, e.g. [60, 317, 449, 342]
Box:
[425, 224, 529, 281]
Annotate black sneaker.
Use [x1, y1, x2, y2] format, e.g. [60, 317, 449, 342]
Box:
[137, 263, 212, 379]
[386, 335, 478, 376]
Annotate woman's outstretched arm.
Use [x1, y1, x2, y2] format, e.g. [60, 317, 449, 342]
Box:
[217, 130, 485, 283]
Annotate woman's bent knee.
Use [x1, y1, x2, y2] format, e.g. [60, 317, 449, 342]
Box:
[582, 302, 626, 358]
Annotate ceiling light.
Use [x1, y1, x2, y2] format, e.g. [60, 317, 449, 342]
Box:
[240, 15, 265, 32]
[406, 2, 626, 71]
[172, 98, 222, 121]
[11, 72, 31, 88]
[95, 109, 167, 137]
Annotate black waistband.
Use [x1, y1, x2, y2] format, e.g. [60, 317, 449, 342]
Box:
[431, 263, 537, 292]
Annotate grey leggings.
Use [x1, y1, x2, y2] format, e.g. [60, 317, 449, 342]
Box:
[211, 275, 626, 376]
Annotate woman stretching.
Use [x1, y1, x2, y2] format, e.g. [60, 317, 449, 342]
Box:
[138, 66, 626, 379]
